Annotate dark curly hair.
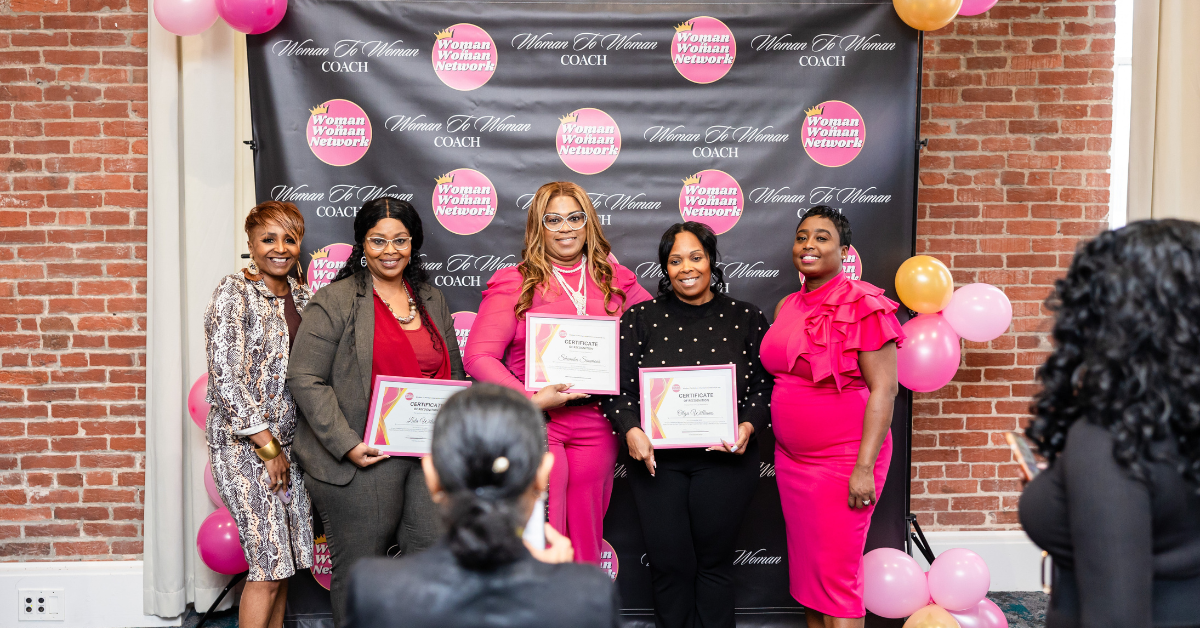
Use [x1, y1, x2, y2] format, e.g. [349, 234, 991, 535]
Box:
[656, 221, 726, 297]
[1028, 219, 1200, 488]
[798, 205, 852, 248]
[331, 196, 442, 352]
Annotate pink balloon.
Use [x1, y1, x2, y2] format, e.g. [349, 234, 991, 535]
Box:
[187, 375, 209, 430]
[154, 0, 218, 36]
[196, 508, 248, 575]
[957, 0, 999, 16]
[949, 599, 1008, 628]
[928, 548, 991, 612]
[897, 314, 961, 393]
[863, 548, 930, 618]
[203, 461, 222, 507]
[216, 0, 287, 34]
[942, 284, 1012, 343]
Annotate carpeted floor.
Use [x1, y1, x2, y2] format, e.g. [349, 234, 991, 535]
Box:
[177, 592, 1050, 627]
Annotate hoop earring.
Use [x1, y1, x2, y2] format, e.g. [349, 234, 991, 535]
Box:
[360, 256, 367, 267]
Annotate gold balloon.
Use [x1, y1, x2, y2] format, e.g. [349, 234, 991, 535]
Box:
[893, 0, 964, 31]
[903, 604, 962, 628]
[895, 255, 954, 313]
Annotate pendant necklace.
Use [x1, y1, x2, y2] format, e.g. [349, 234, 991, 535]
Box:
[375, 285, 417, 324]
[552, 255, 588, 316]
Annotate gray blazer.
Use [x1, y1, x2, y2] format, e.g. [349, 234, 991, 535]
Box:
[287, 270, 465, 486]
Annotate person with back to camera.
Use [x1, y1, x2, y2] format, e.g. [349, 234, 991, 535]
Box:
[1019, 219, 1200, 628]
[600, 222, 772, 628]
[760, 206, 904, 627]
[345, 383, 621, 628]
[287, 197, 465, 627]
[463, 181, 652, 564]
[204, 200, 314, 628]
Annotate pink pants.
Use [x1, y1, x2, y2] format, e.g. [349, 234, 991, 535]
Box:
[545, 405, 618, 565]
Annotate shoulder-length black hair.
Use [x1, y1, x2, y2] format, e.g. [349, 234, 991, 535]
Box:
[656, 221, 726, 297]
[1028, 219, 1200, 488]
[797, 205, 852, 248]
[431, 384, 547, 570]
[331, 197, 443, 351]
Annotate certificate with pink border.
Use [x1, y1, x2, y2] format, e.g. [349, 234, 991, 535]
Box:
[524, 313, 620, 395]
[639, 364, 738, 449]
[364, 376, 471, 456]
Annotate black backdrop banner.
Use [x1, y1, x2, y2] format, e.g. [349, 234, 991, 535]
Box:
[248, 1, 918, 624]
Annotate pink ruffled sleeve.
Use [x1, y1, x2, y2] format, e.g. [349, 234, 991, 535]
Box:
[614, 262, 653, 309]
[461, 266, 534, 398]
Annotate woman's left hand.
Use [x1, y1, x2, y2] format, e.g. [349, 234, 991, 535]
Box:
[848, 464, 876, 509]
[708, 422, 753, 455]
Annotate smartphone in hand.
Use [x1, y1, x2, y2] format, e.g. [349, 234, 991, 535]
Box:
[1005, 431, 1041, 483]
[521, 493, 547, 550]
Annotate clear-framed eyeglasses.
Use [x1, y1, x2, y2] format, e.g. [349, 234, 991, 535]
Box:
[366, 236, 412, 252]
[542, 211, 588, 232]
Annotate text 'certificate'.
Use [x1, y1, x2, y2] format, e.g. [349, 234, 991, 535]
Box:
[365, 376, 471, 457]
[639, 365, 738, 449]
[525, 313, 620, 395]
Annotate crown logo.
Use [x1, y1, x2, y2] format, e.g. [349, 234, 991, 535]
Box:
[681, 174, 701, 186]
[805, 105, 824, 117]
[309, 104, 328, 116]
[314, 534, 327, 545]
[559, 113, 577, 124]
[435, 173, 454, 185]
[310, 247, 330, 260]
[674, 21, 694, 32]
[435, 29, 454, 40]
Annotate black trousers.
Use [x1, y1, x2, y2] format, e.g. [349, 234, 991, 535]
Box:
[306, 456, 440, 628]
[627, 439, 760, 628]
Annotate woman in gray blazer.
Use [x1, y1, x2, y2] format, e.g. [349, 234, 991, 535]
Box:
[287, 198, 465, 627]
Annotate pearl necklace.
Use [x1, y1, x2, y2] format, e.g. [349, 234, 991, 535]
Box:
[374, 286, 417, 324]
[552, 255, 588, 316]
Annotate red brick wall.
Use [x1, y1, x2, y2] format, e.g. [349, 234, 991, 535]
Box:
[0, 0, 148, 559]
[0, 0, 1112, 561]
[912, 0, 1114, 529]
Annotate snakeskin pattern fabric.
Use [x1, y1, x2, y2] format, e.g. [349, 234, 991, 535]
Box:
[204, 271, 314, 581]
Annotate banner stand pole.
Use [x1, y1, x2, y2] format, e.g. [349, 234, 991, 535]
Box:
[904, 29, 925, 561]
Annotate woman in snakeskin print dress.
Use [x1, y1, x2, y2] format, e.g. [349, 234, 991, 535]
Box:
[204, 201, 314, 628]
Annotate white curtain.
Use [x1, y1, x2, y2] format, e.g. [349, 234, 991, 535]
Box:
[1127, 0, 1200, 220]
[144, 5, 247, 616]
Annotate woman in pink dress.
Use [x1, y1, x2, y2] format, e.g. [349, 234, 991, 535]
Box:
[463, 181, 651, 564]
[759, 206, 904, 626]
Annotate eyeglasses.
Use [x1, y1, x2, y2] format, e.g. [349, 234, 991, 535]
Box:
[542, 211, 588, 232]
[366, 236, 411, 252]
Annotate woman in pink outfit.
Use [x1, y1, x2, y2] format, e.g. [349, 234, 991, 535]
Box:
[759, 206, 904, 626]
[463, 181, 652, 564]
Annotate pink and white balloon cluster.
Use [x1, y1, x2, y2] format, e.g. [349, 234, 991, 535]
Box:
[864, 548, 1007, 628]
[154, 0, 287, 37]
[893, 256, 1013, 393]
[188, 376, 251, 576]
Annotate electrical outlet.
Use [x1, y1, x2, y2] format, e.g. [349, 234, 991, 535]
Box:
[17, 589, 63, 621]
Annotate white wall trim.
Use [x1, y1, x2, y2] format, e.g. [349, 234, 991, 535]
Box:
[0, 561, 181, 628]
[915, 530, 1043, 592]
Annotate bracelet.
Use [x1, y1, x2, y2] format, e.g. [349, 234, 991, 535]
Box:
[255, 437, 282, 462]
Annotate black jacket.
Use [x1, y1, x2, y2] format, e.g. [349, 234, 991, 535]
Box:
[346, 541, 621, 628]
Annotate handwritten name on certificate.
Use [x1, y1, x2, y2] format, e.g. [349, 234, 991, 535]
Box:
[365, 376, 471, 456]
[525, 313, 620, 395]
[639, 365, 738, 449]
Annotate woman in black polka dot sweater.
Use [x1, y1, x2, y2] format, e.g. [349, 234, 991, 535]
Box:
[600, 222, 773, 628]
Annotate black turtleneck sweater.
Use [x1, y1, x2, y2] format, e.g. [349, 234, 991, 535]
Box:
[601, 291, 773, 439]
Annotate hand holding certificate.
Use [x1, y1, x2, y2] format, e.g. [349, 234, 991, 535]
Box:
[639, 365, 738, 449]
[525, 313, 620, 395]
[364, 376, 471, 457]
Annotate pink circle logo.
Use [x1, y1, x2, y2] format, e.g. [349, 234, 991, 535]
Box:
[306, 100, 371, 167]
[556, 108, 621, 175]
[799, 245, 863, 284]
[404, 392, 414, 401]
[671, 383, 680, 393]
[311, 535, 331, 590]
[452, 311, 476, 352]
[433, 24, 497, 91]
[307, 243, 354, 292]
[432, 169, 499, 235]
[599, 539, 618, 581]
[671, 17, 735, 84]
[678, 170, 744, 234]
[558, 330, 567, 338]
[801, 101, 865, 167]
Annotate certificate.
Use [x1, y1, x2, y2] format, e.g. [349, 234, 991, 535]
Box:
[639, 365, 738, 449]
[364, 376, 471, 456]
[524, 313, 620, 395]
